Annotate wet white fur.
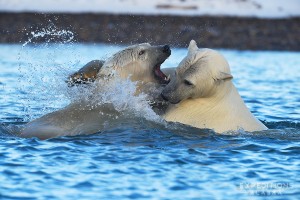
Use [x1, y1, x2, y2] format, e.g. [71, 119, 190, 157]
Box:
[163, 40, 267, 133]
[99, 43, 157, 84]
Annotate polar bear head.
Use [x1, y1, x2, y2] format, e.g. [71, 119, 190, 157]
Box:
[98, 43, 171, 84]
[161, 40, 233, 104]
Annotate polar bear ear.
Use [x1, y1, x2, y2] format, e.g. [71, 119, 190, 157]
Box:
[188, 40, 198, 54]
[216, 72, 233, 81]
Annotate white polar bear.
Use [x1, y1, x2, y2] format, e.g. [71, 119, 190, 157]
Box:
[21, 43, 171, 139]
[161, 40, 267, 133]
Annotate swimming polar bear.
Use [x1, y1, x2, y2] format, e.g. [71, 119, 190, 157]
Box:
[21, 43, 171, 139]
[161, 40, 267, 133]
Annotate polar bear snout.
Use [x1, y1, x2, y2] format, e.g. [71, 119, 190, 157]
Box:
[162, 45, 171, 55]
[161, 92, 181, 104]
[161, 86, 183, 104]
[160, 92, 169, 101]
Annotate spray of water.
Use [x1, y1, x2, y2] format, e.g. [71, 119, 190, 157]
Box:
[95, 77, 163, 123]
[22, 27, 74, 47]
[18, 25, 78, 121]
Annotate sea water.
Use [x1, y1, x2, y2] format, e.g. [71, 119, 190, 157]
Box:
[0, 42, 299, 199]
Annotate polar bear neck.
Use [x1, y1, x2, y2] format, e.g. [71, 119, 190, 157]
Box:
[164, 81, 266, 132]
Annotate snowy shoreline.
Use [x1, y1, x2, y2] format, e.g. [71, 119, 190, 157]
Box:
[0, 0, 300, 19]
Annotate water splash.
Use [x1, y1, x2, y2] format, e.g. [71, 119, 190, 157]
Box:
[96, 78, 163, 123]
[67, 76, 164, 124]
[22, 26, 74, 47]
[18, 25, 77, 121]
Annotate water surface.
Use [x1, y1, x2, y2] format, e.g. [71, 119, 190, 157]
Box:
[0, 43, 299, 199]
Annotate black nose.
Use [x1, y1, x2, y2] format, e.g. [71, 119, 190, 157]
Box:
[161, 93, 169, 101]
[162, 45, 171, 54]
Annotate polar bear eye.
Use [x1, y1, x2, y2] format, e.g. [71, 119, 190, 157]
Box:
[184, 80, 193, 86]
[139, 50, 145, 55]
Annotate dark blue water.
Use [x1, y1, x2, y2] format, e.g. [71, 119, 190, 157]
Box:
[0, 43, 299, 199]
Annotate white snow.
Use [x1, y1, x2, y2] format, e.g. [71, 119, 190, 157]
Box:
[0, 0, 299, 19]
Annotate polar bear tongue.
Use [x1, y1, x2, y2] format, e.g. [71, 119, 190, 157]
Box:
[154, 64, 170, 84]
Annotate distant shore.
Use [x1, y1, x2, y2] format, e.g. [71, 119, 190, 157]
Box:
[0, 12, 299, 51]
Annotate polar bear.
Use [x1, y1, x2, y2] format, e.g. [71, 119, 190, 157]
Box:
[21, 43, 171, 139]
[161, 40, 267, 133]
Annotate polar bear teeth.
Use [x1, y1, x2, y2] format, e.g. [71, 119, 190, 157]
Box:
[154, 64, 170, 84]
[165, 75, 170, 81]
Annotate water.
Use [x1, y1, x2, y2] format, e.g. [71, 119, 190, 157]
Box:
[0, 42, 300, 199]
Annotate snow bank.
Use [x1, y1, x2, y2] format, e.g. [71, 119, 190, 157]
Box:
[0, 0, 299, 18]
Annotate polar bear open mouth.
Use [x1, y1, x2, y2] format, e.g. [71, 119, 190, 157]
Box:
[154, 64, 170, 84]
